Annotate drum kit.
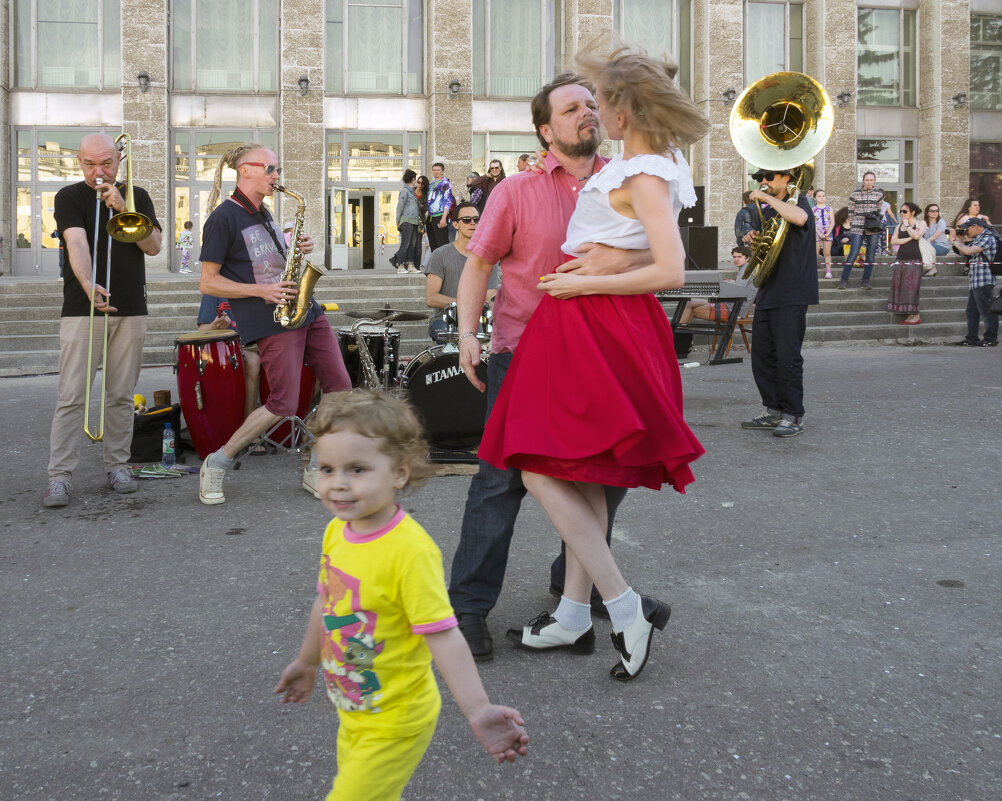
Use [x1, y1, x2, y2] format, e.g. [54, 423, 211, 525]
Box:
[173, 303, 492, 459]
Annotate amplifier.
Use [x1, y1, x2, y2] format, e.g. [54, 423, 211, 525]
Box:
[680, 225, 718, 271]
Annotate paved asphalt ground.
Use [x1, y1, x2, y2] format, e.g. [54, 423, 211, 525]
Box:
[1, 343, 1000, 801]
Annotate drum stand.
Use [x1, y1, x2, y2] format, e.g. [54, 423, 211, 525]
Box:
[232, 410, 316, 470]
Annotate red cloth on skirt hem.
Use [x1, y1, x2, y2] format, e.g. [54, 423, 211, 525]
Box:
[478, 289, 704, 492]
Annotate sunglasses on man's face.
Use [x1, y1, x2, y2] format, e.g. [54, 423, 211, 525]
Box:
[457, 216, 480, 224]
[241, 162, 283, 176]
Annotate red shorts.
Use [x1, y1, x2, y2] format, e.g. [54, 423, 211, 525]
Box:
[256, 315, 351, 416]
[695, 302, 729, 322]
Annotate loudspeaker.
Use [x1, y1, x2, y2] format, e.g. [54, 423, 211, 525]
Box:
[679, 186, 705, 227]
[680, 225, 718, 271]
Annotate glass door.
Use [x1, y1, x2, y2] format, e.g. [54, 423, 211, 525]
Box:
[329, 186, 348, 270]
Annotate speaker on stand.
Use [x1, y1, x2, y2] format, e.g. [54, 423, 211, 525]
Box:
[680, 226, 718, 271]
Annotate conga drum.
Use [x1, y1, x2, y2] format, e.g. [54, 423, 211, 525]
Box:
[175, 330, 246, 459]
[258, 363, 319, 444]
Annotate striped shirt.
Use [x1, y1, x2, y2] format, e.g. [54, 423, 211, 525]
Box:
[847, 188, 884, 235]
[967, 230, 998, 290]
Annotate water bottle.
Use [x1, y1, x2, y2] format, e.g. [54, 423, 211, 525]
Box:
[161, 422, 176, 469]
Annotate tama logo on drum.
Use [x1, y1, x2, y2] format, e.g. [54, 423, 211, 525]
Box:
[425, 365, 465, 385]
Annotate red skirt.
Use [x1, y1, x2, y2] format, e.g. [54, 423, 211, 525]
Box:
[478, 292, 704, 492]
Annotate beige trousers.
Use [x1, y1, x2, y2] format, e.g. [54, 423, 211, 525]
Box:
[47, 315, 147, 480]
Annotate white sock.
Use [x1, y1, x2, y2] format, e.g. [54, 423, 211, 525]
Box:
[207, 449, 232, 470]
[553, 596, 591, 632]
[605, 587, 640, 631]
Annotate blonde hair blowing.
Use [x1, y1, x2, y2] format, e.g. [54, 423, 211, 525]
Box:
[309, 391, 433, 492]
[576, 38, 710, 153]
[205, 142, 260, 212]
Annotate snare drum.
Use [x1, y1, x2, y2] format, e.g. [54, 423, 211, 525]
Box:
[337, 325, 401, 388]
[259, 363, 318, 444]
[175, 330, 245, 459]
[401, 345, 489, 449]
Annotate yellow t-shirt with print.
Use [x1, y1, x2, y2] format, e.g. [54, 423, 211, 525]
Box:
[317, 507, 457, 737]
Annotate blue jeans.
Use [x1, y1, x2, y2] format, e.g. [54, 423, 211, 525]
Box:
[966, 285, 999, 343]
[447, 351, 624, 617]
[391, 222, 421, 267]
[929, 240, 951, 257]
[840, 232, 882, 284]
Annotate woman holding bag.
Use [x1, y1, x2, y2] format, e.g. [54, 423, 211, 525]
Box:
[886, 202, 926, 325]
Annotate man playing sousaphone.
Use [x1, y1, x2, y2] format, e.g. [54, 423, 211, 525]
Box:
[739, 166, 819, 438]
[196, 143, 352, 505]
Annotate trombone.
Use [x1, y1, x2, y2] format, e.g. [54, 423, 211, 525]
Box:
[83, 133, 153, 441]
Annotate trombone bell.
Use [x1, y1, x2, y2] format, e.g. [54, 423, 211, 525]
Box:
[107, 133, 154, 243]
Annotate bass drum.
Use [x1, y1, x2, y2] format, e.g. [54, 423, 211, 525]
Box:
[336, 325, 401, 388]
[175, 330, 245, 459]
[402, 346, 489, 449]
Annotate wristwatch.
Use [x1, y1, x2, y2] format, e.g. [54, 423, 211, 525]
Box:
[459, 331, 479, 343]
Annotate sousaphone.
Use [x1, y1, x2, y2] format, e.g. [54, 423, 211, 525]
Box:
[729, 72, 834, 286]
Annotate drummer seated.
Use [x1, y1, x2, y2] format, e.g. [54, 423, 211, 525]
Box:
[425, 201, 499, 343]
[197, 294, 261, 421]
[678, 246, 754, 325]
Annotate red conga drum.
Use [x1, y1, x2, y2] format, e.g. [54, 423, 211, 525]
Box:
[175, 330, 246, 459]
[258, 363, 318, 444]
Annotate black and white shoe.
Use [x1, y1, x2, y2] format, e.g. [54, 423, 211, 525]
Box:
[609, 595, 671, 682]
[505, 612, 595, 654]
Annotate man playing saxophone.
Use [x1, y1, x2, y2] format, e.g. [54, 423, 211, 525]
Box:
[739, 167, 818, 439]
[197, 144, 351, 505]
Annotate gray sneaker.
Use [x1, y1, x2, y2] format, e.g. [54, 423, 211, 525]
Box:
[199, 459, 226, 505]
[43, 478, 72, 508]
[741, 410, 782, 430]
[108, 467, 138, 493]
[773, 419, 804, 438]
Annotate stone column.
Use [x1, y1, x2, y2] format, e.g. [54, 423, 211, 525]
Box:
[0, 0, 10, 275]
[819, 0, 863, 206]
[691, 0, 744, 259]
[121, 0, 169, 272]
[428, 1, 473, 186]
[564, 0, 615, 157]
[280, 0, 326, 264]
[920, 0, 970, 217]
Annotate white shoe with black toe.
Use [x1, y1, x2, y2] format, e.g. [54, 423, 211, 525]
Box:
[609, 595, 671, 681]
[505, 612, 595, 654]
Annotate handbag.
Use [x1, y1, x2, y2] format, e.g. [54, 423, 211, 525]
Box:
[989, 293, 1002, 315]
[917, 235, 936, 267]
[863, 211, 884, 234]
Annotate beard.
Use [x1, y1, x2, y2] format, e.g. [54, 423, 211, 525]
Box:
[550, 123, 601, 159]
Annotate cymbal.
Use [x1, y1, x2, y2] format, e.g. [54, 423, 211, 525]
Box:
[345, 308, 431, 322]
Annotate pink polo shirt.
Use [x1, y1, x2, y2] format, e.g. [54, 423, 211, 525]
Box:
[469, 150, 609, 355]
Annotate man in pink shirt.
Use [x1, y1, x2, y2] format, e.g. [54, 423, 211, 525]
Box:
[448, 74, 652, 661]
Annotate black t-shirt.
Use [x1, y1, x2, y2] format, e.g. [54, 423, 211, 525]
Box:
[755, 194, 819, 309]
[54, 181, 160, 317]
[199, 190, 319, 344]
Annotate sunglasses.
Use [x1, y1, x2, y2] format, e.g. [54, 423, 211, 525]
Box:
[457, 216, 480, 224]
[755, 172, 787, 181]
[489, 166, 502, 171]
[241, 162, 283, 176]
[929, 208, 939, 212]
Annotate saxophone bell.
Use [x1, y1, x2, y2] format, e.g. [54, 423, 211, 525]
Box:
[272, 184, 327, 328]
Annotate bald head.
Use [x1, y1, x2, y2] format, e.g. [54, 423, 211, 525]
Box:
[78, 134, 121, 189]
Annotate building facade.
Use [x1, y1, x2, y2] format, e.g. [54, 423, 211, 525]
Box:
[3, 0, 1001, 276]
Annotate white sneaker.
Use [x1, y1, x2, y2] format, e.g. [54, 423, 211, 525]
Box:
[406, 265, 420, 273]
[302, 466, 320, 498]
[179, 268, 192, 274]
[396, 266, 408, 275]
[504, 612, 595, 654]
[199, 459, 226, 505]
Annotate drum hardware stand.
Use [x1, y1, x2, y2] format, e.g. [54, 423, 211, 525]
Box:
[232, 412, 315, 470]
[427, 447, 479, 465]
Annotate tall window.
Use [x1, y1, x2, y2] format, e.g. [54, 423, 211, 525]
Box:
[970, 143, 1001, 222]
[171, 129, 277, 265]
[473, 0, 559, 98]
[13, 0, 120, 89]
[472, 133, 544, 175]
[745, 1, 803, 85]
[971, 16, 1002, 111]
[326, 1, 423, 95]
[857, 8, 916, 107]
[173, 0, 278, 92]
[614, 0, 691, 95]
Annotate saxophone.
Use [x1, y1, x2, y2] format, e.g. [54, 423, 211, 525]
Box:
[273, 185, 326, 328]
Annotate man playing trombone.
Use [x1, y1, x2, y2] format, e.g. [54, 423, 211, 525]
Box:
[43, 133, 162, 507]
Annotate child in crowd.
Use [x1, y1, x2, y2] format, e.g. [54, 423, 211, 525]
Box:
[176, 220, 194, 274]
[813, 189, 834, 278]
[275, 391, 528, 801]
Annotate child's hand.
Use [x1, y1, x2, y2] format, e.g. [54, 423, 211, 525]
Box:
[469, 705, 529, 763]
[274, 658, 318, 704]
